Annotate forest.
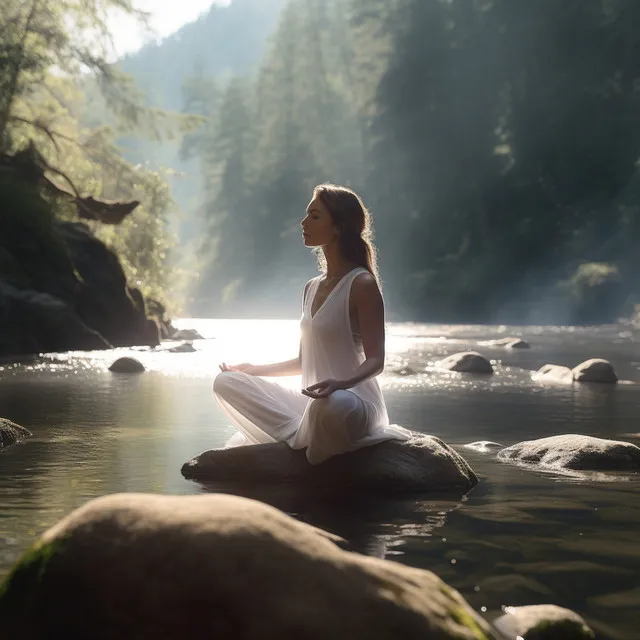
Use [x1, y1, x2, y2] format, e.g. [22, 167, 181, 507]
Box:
[3, 0, 640, 329]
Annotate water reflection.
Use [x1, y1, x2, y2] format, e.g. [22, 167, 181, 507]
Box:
[192, 480, 467, 559]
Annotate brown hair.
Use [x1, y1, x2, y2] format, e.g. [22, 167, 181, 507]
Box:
[313, 183, 380, 284]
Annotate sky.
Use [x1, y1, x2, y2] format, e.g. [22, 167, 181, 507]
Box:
[109, 0, 230, 57]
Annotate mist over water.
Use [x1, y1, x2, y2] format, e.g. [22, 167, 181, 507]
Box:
[1, 318, 639, 639]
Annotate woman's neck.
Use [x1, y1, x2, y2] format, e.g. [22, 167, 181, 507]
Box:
[322, 245, 357, 278]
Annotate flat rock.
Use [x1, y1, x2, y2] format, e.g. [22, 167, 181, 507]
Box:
[497, 434, 640, 471]
[493, 604, 594, 640]
[0, 418, 31, 449]
[182, 434, 478, 493]
[167, 341, 196, 353]
[108, 356, 145, 373]
[434, 351, 493, 374]
[482, 337, 531, 349]
[0, 493, 497, 639]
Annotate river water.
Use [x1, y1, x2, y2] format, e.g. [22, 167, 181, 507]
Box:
[1, 319, 639, 639]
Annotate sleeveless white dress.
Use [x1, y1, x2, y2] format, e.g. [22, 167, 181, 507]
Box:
[213, 267, 411, 464]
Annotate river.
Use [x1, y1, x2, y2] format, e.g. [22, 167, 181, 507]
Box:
[1, 319, 639, 639]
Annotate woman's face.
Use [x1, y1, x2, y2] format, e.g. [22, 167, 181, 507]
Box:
[301, 196, 338, 248]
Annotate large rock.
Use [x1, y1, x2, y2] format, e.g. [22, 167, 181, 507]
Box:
[0, 418, 32, 449]
[497, 434, 640, 472]
[533, 359, 618, 384]
[493, 604, 595, 639]
[182, 434, 478, 493]
[57, 222, 159, 348]
[0, 493, 497, 639]
[109, 357, 145, 373]
[0, 282, 111, 355]
[0, 173, 161, 356]
[571, 358, 618, 383]
[434, 351, 493, 374]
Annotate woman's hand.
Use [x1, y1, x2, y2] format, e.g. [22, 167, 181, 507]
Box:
[301, 378, 345, 399]
[219, 362, 256, 375]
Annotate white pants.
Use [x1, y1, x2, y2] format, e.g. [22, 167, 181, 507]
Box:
[213, 371, 373, 465]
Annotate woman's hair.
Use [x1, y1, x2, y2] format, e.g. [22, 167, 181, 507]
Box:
[313, 183, 380, 283]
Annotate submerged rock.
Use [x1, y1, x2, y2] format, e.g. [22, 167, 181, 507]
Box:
[167, 341, 197, 353]
[533, 359, 618, 384]
[494, 604, 595, 640]
[0, 493, 497, 639]
[182, 434, 478, 493]
[0, 418, 31, 449]
[464, 441, 504, 453]
[434, 351, 493, 374]
[497, 434, 640, 472]
[532, 364, 575, 384]
[108, 357, 145, 373]
[171, 328, 204, 341]
[483, 337, 531, 349]
[389, 365, 418, 376]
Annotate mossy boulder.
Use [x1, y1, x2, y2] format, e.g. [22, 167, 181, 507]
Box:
[0, 493, 497, 639]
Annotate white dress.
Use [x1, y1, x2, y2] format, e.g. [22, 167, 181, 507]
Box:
[213, 267, 411, 464]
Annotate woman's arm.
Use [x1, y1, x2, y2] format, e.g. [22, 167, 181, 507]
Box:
[219, 281, 311, 377]
[341, 272, 385, 386]
[220, 354, 301, 377]
[302, 273, 385, 398]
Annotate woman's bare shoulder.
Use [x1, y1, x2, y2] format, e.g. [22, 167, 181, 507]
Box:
[352, 271, 379, 291]
[351, 271, 382, 302]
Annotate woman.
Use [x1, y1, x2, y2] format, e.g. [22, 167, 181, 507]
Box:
[214, 183, 410, 464]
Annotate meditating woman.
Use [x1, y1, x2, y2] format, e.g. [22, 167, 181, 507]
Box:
[213, 183, 409, 464]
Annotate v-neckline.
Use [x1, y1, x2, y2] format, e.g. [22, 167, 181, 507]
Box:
[310, 268, 359, 320]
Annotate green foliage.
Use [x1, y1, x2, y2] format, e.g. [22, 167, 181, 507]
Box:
[95, 163, 178, 309]
[21, 0, 636, 323]
[181, 0, 640, 322]
[0, 0, 183, 311]
[186, 0, 368, 316]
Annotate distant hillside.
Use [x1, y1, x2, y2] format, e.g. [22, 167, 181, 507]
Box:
[111, 0, 287, 243]
[118, 0, 287, 112]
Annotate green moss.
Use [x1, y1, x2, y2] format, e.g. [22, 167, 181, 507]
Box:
[450, 606, 490, 640]
[0, 538, 62, 607]
[531, 618, 595, 639]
